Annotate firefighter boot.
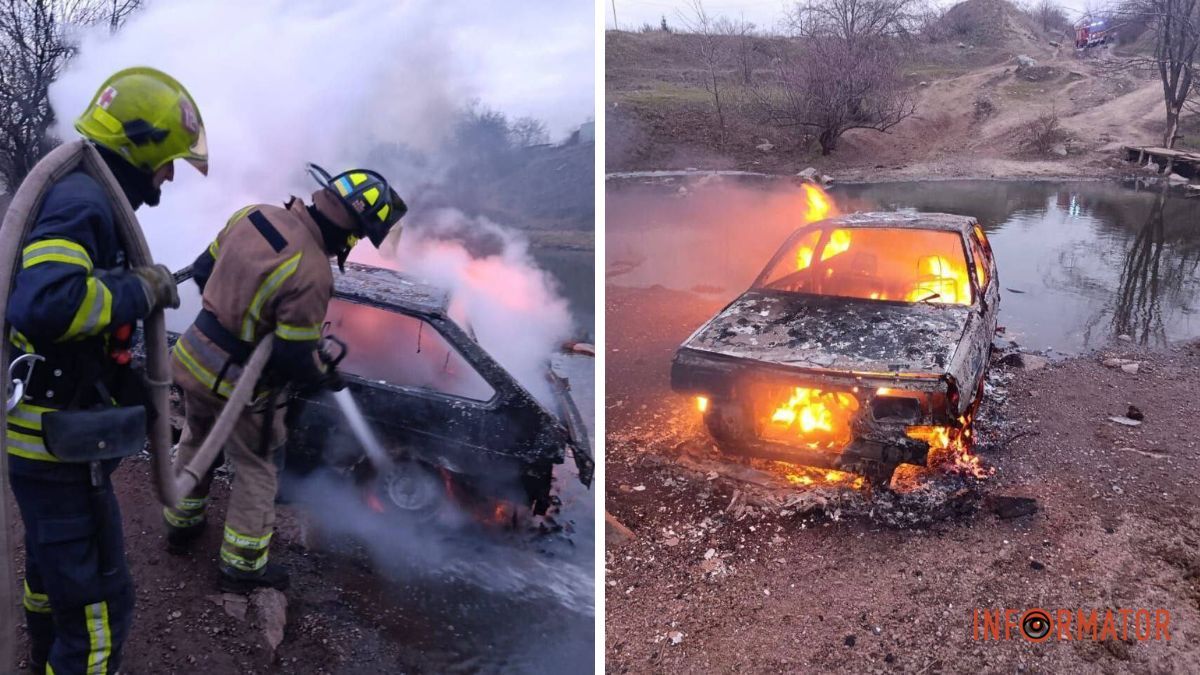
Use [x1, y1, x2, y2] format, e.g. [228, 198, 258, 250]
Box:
[163, 495, 209, 555]
[218, 560, 290, 593]
[165, 521, 206, 555]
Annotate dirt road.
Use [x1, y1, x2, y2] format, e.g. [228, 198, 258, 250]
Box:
[605, 284, 1200, 672]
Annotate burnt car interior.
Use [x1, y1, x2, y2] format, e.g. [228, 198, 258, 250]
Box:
[756, 226, 975, 306]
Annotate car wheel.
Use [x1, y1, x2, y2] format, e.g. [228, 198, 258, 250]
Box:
[377, 460, 446, 522]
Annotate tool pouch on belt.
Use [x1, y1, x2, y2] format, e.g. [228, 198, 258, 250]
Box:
[42, 405, 147, 462]
[35, 354, 149, 463]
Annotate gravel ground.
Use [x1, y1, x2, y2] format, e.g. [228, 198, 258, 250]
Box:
[605, 284, 1200, 673]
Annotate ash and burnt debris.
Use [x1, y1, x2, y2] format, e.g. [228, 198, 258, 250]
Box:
[684, 291, 967, 375]
[605, 337, 1039, 537]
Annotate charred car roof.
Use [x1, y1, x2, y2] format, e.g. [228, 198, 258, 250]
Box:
[333, 261, 449, 315]
[806, 211, 977, 233]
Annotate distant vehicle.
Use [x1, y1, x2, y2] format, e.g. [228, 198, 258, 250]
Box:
[1075, 19, 1114, 49]
[671, 212, 999, 486]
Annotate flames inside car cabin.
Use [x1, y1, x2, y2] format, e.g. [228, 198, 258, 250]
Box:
[686, 185, 992, 488]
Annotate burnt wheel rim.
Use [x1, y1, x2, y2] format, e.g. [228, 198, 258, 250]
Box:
[382, 463, 441, 513]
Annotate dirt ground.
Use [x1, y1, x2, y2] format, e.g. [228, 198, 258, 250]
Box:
[6, 457, 433, 674]
[604, 284, 1200, 673]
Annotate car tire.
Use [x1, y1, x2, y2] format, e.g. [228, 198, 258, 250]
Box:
[375, 459, 447, 523]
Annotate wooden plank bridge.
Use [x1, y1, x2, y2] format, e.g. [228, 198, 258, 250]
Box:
[1123, 145, 1200, 180]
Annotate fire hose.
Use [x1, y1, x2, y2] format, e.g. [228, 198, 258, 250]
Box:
[0, 141, 270, 662]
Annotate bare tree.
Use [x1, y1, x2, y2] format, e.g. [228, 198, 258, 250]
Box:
[789, 0, 917, 45]
[1121, 0, 1200, 147]
[717, 16, 756, 85]
[678, 0, 728, 145]
[509, 116, 550, 147]
[755, 0, 917, 155]
[757, 38, 914, 154]
[0, 0, 140, 192]
[1033, 0, 1068, 32]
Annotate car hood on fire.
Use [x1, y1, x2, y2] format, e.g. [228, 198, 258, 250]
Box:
[680, 290, 971, 376]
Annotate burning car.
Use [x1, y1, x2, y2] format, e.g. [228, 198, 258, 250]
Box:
[276, 262, 593, 519]
[671, 211, 998, 486]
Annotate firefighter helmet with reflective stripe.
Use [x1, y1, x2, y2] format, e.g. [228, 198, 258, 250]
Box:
[75, 67, 209, 176]
[306, 163, 407, 247]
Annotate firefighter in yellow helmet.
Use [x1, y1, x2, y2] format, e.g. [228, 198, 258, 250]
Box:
[6, 67, 206, 673]
[164, 164, 406, 592]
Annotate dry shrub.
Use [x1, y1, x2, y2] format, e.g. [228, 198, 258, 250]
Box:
[1021, 110, 1070, 154]
[973, 95, 996, 121]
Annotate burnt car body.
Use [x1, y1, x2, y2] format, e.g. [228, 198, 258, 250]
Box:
[671, 212, 999, 484]
[278, 262, 593, 515]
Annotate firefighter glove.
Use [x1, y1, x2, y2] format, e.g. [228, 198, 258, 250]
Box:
[133, 264, 180, 311]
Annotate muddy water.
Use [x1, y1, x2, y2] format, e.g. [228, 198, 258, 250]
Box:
[607, 178, 1200, 354]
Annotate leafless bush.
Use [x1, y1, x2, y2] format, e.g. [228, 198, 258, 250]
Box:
[1021, 109, 1069, 154]
[973, 94, 997, 121]
[0, 0, 141, 191]
[754, 37, 915, 155]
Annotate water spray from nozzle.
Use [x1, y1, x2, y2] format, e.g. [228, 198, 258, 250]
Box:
[332, 388, 395, 476]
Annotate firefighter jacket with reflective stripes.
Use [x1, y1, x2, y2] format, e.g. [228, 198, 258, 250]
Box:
[6, 169, 152, 464]
[174, 197, 335, 399]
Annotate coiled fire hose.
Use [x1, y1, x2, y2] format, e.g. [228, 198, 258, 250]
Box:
[0, 141, 271, 661]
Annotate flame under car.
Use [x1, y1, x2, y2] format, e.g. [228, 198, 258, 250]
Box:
[279, 262, 593, 518]
[671, 212, 999, 486]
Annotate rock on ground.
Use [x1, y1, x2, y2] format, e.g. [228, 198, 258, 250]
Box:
[251, 588, 289, 656]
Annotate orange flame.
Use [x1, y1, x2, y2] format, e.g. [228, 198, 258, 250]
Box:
[763, 386, 859, 449]
[785, 225, 973, 306]
[903, 255, 972, 305]
[783, 466, 864, 489]
[802, 183, 835, 222]
[907, 417, 992, 478]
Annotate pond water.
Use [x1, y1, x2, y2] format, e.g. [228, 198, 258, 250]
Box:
[607, 178, 1200, 354]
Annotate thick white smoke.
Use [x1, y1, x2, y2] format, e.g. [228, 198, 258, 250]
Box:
[354, 209, 573, 403]
[47, 0, 590, 397]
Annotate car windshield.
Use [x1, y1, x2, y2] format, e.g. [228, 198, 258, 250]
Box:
[755, 226, 973, 305]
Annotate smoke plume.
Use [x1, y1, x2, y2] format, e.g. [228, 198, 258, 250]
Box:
[48, 0, 590, 397]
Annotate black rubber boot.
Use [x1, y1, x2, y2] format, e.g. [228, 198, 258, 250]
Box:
[218, 561, 290, 593]
[165, 522, 206, 556]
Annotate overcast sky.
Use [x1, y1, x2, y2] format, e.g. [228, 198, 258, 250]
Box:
[604, 0, 1094, 32]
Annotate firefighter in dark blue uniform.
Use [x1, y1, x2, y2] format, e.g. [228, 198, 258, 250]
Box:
[6, 67, 207, 674]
